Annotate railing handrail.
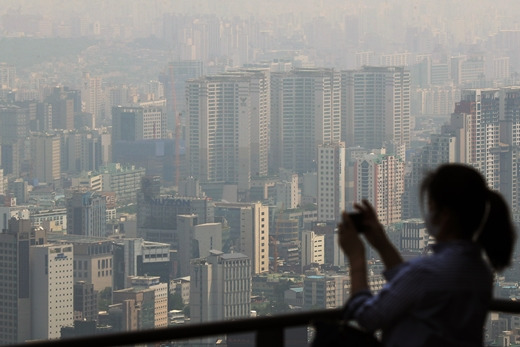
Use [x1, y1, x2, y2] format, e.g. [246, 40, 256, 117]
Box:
[19, 298, 520, 347]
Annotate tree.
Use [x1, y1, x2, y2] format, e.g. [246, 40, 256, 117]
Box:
[98, 286, 112, 311]
[169, 292, 184, 311]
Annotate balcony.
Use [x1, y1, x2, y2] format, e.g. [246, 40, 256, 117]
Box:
[16, 298, 520, 347]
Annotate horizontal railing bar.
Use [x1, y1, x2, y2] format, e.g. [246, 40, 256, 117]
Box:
[20, 299, 520, 347]
[24, 309, 342, 347]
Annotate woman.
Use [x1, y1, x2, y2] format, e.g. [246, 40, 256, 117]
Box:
[339, 164, 515, 347]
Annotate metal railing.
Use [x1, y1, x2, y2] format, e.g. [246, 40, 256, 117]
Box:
[19, 299, 520, 347]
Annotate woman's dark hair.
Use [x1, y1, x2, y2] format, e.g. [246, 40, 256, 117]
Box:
[420, 163, 515, 272]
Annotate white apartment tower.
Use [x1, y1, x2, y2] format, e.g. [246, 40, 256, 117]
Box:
[454, 89, 501, 191]
[31, 244, 74, 340]
[276, 169, 299, 209]
[82, 72, 104, 124]
[187, 71, 270, 192]
[271, 68, 341, 173]
[355, 152, 404, 226]
[343, 66, 410, 156]
[317, 142, 346, 222]
[453, 87, 520, 214]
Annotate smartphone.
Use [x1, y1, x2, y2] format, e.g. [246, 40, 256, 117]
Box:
[348, 212, 364, 232]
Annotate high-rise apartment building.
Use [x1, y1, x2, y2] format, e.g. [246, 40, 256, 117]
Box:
[186, 70, 270, 192]
[270, 68, 341, 173]
[355, 152, 404, 226]
[31, 243, 74, 340]
[214, 202, 269, 274]
[451, 87, 520, 215]
[454, 89, 501, 190]
[159, 61, 204, 131]
[82, 72, 104, 124]
[342, 66, 410, 156]
[0, 219, 46, 345]
[317, 142, 346, 222]
[403, 132, 457, 219]
[0, 63, 16, 89]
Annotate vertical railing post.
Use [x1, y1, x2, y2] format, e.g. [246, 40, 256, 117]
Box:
[256, 328, 284, 347]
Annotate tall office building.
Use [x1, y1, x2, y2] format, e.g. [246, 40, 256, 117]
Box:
[31, 243, 74, 340]
[355, 152, 404, 226]
[176, 215, 223, 277]
[31, 133, 61, 185]
[62, 129, 112, 174]
[46, 86, 75, 130]
[113, 238, 171, 290]
[47, 234, 113, 292]
[303, 274, 348, 310]
[190, 251, 251, 327]
[317, 142, 346, 223]
[128, 276, 168, 329]
[73, 281, 98, 322]
[214, 202, 269, 274]
[112, 276, 168, 330]
[112, 102, 167, 143]
[0, 219, 46, 345]
[67, 191, 107, 237]
[270, 68, 341, 173]
[342, 66, 410, 156]
[137, 182, 215, 245]
[186, 70, 270, 192]
[301, 230, 325, 270]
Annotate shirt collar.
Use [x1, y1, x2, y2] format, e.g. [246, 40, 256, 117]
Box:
[431, 240, 480, 254]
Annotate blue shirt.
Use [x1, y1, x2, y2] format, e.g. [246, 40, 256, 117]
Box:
[346, 241, 493, 347]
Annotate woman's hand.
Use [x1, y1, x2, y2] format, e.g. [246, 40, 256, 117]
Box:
[354, 200, 403, 270]
[338, 211, 365, 262]
[354, 200, 390, 252]
[338, 211, 369, 294]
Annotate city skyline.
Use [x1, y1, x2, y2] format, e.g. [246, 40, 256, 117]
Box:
[2, 1, 520, 345]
